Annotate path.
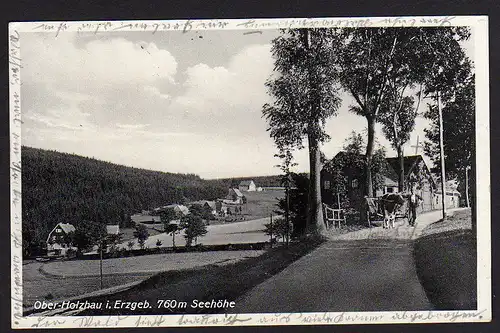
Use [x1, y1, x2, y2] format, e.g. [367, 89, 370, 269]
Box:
[230, 209, 458, 313]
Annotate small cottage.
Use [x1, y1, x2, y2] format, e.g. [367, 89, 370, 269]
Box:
[46, 223, 77, 257]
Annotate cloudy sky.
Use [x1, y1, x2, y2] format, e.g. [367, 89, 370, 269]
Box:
[20, 28, 474, 179]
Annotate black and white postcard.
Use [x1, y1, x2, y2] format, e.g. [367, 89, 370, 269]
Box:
[9, 16, 490, 329]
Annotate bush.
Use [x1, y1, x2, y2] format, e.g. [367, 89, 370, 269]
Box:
[264, 217, 292, 243]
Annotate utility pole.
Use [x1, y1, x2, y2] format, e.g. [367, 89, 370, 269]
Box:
[269, 213, 273, 247]
[438, 91, 447, 218]
[285, 179, 290, 247]
[465, 165, 471, 208]
[99, 238, 103, 289]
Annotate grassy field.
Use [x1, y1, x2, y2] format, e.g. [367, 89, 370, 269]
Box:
[242, 190, 284, 220]
[76, 237, 324, 316]
[413, 209, 477, 310]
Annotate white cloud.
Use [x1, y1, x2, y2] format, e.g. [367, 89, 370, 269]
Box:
[143, 85, 170, 100]
[116, 123, 150, 130]
[22, 33, 178, 89]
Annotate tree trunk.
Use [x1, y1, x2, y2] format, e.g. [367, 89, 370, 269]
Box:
[306, 132, 326, 235]
[365, 116, 376, 197]
[172, 232, 176, 249]
[397, 144, 405, 192]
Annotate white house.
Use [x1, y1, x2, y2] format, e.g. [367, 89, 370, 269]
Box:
[434, 189, 461, 209]
[238, 180, 257, 192]
[106, 225, 120, 235]
[46, 223, 77, 257]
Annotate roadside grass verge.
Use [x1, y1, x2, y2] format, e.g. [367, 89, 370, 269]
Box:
[413, 209, 476, 310]
[76, 237, 324, 316]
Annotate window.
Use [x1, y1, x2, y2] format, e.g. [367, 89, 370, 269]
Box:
[55, 228, 62, 233]
[386, 187, 394, 193]
[324, 180, 331, 189]
[351, 179, 358, 189]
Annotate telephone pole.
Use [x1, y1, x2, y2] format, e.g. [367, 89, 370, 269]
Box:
[438, 92, 447, 218]
[465, 165, 471, 208]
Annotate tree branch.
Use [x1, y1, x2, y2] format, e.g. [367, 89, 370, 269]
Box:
[373, 33, 399, 117]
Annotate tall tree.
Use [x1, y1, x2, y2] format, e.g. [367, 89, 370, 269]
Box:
[335, 27, 470, 197]
[133, 224, 150, 249]
[378, 88, 418, 191]
[263, 28, 341, 235]
[160, 207, 180, 248]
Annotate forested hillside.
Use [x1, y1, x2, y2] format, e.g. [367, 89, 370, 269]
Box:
[22, 146, 227, 254]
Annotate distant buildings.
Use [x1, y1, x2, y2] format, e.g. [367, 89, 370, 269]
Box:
[238, 180, 256, 192]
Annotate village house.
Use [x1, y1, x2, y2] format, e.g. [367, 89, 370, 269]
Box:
[434, 187, 461, 209]
[225, 188, 244, 204]
[106, 224, 120, 235]
[46, 223, 77, 257]
[154, 204, 190, 216]
[238, 180, 257, 192]
[130, 214, 162, 224]
[188, 200, 217, 215]
[321, 153, 440, 214]
[132, 204, 190, 225]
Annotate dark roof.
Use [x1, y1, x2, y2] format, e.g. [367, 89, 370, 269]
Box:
[385, 155, 422, 181]
[239, 180, 255, 186]
[325, 152, 433, 186]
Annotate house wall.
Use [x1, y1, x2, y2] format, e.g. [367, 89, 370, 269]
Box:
[434, 192, 461, 209]
[320, 168, 367, 212]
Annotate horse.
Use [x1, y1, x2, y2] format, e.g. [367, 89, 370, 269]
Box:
[380, 193, 407, 229]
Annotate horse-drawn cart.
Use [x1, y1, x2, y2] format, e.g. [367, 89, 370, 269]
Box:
[365, 194, 410, 227]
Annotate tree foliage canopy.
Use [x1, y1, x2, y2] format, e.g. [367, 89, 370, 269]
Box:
[333, 27, 471, 195]
[263, 28, 342, 150]
[180, 214, 207, 247]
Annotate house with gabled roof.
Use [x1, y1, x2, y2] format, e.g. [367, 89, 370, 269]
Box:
[225, 188, 244, 204]
[188, 200, 217, 215]
[46, 223, 77, 257]
[321, 153, 438, 214]
[239, 180, 256, 192]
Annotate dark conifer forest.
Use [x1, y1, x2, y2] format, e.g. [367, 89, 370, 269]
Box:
[21, 146, 228, 254]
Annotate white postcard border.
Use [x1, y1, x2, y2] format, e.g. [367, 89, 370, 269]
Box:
[9, 15, 491, 329]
